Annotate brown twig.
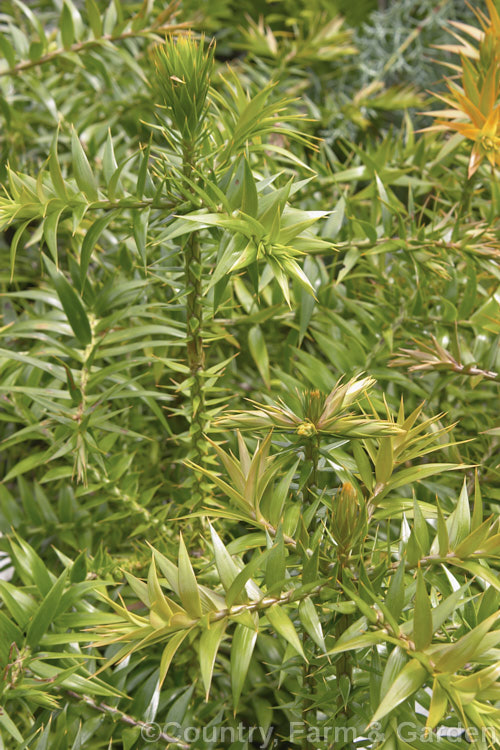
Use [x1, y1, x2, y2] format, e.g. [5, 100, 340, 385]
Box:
[0, 23, 190, 79]
[65, 690, 190, 748]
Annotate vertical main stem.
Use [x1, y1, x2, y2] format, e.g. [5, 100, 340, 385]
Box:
[74, 327, 94, 485]
[304, 436, 320, 503]
[182, 142, 208, 505]
[335, 560, 352, 719]
[301, 434, 320, 750]
[184, 231, 205, 447]
[301, 632, 313, 750]
[452, 168, 476, 241]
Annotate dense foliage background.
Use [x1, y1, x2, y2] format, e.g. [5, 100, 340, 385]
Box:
[0, 0, 499, 748]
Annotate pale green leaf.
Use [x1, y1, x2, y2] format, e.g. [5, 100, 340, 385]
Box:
[370, 659, 427, 724]
[266, 604, 305, 659]
[178, 534, 202, 619]
[231, 622, 258, 710]
[199, 618, 227, 700]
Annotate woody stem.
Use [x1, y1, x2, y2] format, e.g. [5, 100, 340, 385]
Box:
[453, 167, 476, 240]
[182, 141, 208, 507]
[301, 434, 320, 750]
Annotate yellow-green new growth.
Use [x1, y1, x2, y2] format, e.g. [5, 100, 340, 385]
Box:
[151, 34, 215, 142]
[331, 481, 368, 556]
[217, 375, 402, 438]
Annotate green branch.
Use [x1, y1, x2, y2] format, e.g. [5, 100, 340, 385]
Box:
[0, 23, 190, 79]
